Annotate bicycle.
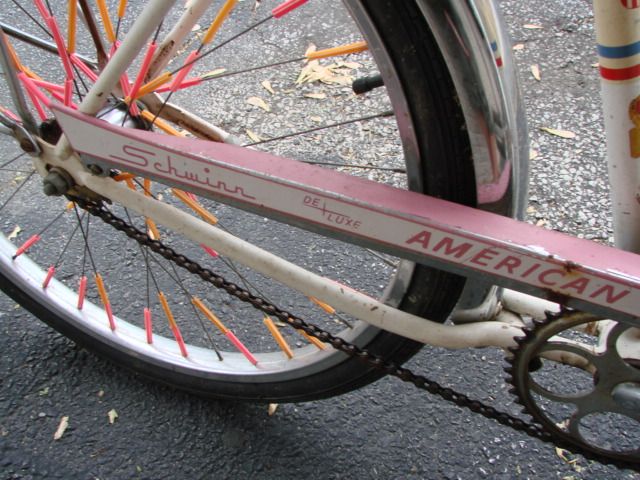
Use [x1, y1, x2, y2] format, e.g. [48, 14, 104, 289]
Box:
[0, 0, 637, 470]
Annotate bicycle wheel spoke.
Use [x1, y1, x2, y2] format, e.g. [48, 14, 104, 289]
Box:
[191, 296, 258, 365]
[77, 0, 108, 67]
[0, 152, 28, 170]
[9, 0, 51, 38]
[0, 170, 35, 212]
[264, 315, 294, 358]
[243, 110, 394, 147]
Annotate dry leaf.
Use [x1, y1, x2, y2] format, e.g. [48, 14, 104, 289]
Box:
[201, 68, 227, 80]
[8, 226, 20, 240]
[512, 43, 525, 51]
[529, 149, 539, 160]
[531, 64, 541, 81]
[246, 129, 263, 143]
[523, 24, 543, 29]
[268, 403, 278, 416]
[53, 416, 69, 440]
[338, 61, 362, 69]
[304, 92, 327, 100]
[555, 447, 578, 466]
[540, 127, 576, 139]
[536, 219, 548, 227]
[261, 80, 275, 95]
[296, 58, 354, 86]
[107, 409, 118, 425]
[97, 390, 105, 398]
[247, 96, 270, 112]
[526, 206, 537, 215]
[310, 116, 323, 123]
[191, 24, 201, 32]
[304, 43, 317, 57]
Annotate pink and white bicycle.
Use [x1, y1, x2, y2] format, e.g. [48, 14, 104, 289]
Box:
[0, 0, 638, 468]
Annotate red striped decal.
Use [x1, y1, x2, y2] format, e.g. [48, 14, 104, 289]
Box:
[600, 64, 640, 80]
[621, 0, 640, 8]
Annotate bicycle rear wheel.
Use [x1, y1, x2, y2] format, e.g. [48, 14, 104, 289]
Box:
[0, 0, 524, 401]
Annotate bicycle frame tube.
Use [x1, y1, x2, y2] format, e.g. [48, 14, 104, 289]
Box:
[594, 0, 640, 253]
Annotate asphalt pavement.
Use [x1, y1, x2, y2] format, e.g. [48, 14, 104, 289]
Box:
[1, 0, 639, 479]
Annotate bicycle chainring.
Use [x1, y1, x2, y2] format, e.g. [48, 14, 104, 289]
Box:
[507, 310, 640, 466]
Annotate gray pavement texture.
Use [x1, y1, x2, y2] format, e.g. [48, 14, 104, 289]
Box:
[1, 0, 639, 479]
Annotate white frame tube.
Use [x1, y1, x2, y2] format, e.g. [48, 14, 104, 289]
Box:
[38, 142, 524, 350]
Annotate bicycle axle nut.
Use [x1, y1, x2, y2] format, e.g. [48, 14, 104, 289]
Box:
[42, 167, 74, 196]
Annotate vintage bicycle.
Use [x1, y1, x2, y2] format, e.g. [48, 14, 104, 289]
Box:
[0, 0, 637, 469]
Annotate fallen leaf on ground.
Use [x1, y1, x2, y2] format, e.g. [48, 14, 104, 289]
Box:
[247, 96, 270, 112]
[304, 92, 327, 99]
[335, 61, 362, 70]
[310, 116, 323, 123]
[296, 47, 354, 86]
[261, 80, 275, 95]
[512, 43, 525, 51]
[540, 127, 576, 139]
[555, 447, 569, 461]
[531, 64, 541, 81]
[8, 226, 21, 240]
[108, 409, 118, 424]
[246, 129, 263, 143]
[529, 149, 539, 160]
[53, 416, 69, 440]
[268, 403, 278, 416]
[201, 68, 227, 80]
[523, 24, 543, 29]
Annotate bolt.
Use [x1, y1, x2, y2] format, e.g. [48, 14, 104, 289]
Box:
[87, 164, 104, 175]
[19, 138, 36, 153]
[42, 168, 73, 196]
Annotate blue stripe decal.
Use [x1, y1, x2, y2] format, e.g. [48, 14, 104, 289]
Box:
[598, 41, 640, 59]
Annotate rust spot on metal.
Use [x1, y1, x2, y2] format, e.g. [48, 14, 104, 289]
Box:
[563, 260, 580, 273]
[147, 41, 176, 82]
[584, 321, 599, 336]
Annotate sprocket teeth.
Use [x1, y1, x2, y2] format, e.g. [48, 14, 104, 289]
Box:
[508, 386, 519, 396]
[514, 336, 528, 345]
[544, 310, 558, 320]
[532, 317, 547, 326]
[503, 366, 513, 375]
[507, 346, 520, 355]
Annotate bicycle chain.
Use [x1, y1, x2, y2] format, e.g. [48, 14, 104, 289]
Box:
[72, 196, 639, 472]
